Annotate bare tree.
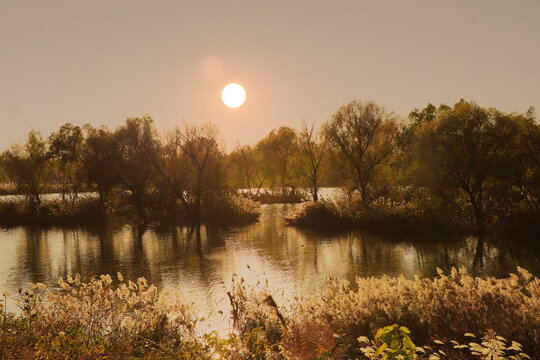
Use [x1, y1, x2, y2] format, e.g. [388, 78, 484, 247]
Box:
[298, 122, 327, 201]
[2, 130, 51, 209]
[152, 128, 192, 217]
[177, 123, 224, 224]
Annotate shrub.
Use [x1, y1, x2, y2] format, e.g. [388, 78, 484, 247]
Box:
[285, 200, 346, 228]
[205, 193, 261, 225]
[287, 194, 468, 234]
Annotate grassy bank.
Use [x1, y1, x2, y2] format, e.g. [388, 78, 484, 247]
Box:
[0, 268, 538, 359]
[285, 199, 463, 235]
[286, 197, 540, 237]
[0, 192, 261, 228]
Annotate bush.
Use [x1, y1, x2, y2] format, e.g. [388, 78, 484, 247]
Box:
[287, 195, 465, 234]
[285, 200, 346, 228]
[204, 193, 261, 225]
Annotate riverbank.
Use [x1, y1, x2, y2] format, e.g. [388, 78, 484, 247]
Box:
[0, 193, 261, 228]
[285, 198, 540, 237]
[0, 268, 537, 359]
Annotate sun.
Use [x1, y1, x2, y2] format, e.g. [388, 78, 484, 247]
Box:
[221, 83, 246, 108]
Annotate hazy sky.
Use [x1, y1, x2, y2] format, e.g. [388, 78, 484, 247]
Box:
[1, 0, 539, 151]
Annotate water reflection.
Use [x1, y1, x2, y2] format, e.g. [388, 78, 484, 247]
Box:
[0, 204, 539, 325]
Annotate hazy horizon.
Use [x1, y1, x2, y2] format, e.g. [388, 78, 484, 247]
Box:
[1, 0, 539, 151]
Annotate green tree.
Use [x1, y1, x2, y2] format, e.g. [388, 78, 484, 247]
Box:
[396, 103, 450, 155]
[256, 126, 298, 197]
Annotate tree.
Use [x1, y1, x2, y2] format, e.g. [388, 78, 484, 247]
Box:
[397, 103, 450, 154]
[488, 107, 540, 214]
[322, 100, 397, 209]
[413, 100, 520, 232]
[297, 122, 327, 201]
[2, 130, 51, 209]
[164, 122, 225, 224]
[256, 126, 298, 196]
[152, 127, 191, 217]
[113, 116, 159, 221]
[80, 125, 120, 211]
[228, 144, 269, 195]
[229, 144, 254, 191]
[48, 123, 84, 207]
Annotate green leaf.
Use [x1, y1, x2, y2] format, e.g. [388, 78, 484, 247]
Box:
[403, 336, 415, 350]
[374, 343, 388, 357]
[399, 326, 411, 336]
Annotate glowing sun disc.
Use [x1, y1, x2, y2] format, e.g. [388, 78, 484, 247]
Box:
[221, 83, 246, 108]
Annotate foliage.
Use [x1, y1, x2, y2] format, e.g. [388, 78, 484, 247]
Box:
[1, 130, 51, 209]
[256, 126, 299, 196]
[359, 324, 416, 360]
[204, 193, 261, 225]
[359, 329, 531, 360]
[285, 199, 345, 228]
[286, 195, 444, 233]
[48, 123, 85, 208]
[0, 98, 539, 234]
[400, 100, 540, 234]
[322, 100, 397, 209]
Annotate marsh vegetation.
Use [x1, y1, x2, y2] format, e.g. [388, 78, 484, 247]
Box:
[1, 99, 539, 235]
[0, 268, 538, 359]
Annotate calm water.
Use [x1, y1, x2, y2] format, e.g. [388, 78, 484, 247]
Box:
[0, 202, 538, 331]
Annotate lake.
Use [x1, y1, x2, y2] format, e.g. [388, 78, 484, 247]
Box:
[0, 201, 538, 332]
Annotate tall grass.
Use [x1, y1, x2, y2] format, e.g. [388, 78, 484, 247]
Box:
[0, 192, 261, 227]
[286, 197, 471, 234]
[0, 268, 538, 359]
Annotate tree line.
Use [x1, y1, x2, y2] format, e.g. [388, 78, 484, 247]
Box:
[1, 99, 539, 232]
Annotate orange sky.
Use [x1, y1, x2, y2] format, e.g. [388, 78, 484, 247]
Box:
[1, 1, 539, 151]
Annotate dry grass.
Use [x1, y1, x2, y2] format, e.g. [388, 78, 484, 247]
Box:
[0, 268, 538, 359]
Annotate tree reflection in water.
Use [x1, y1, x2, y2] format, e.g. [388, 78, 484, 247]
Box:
[0, 204, 538, 324]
